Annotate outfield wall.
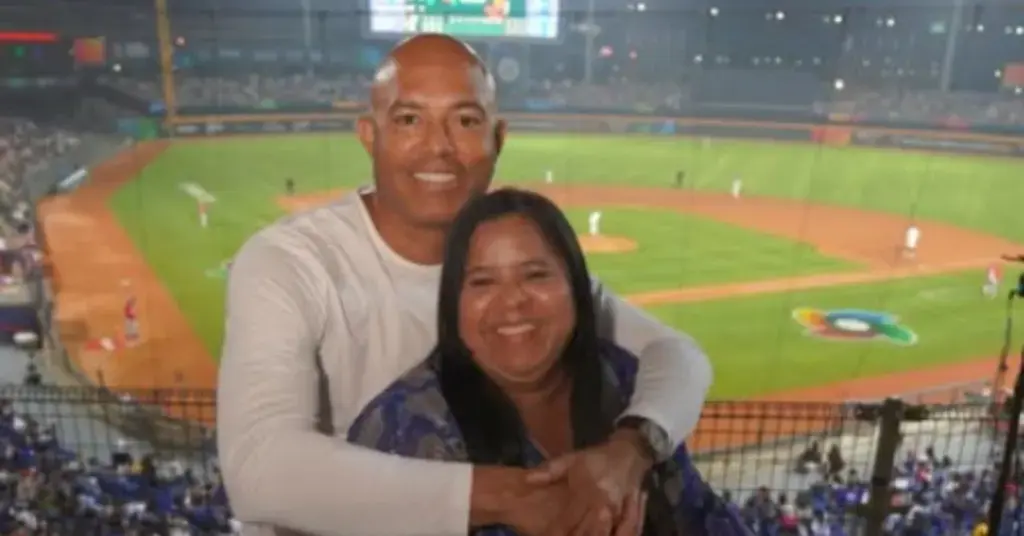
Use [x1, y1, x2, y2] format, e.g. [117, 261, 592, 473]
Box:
[149, 112, 1024, 158]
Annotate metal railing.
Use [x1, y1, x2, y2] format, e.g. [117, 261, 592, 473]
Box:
[0, 382, 1008, 535]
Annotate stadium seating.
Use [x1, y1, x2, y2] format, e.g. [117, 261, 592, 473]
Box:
[0, 119, 79, 225]
[99, 75, 1024, 127]
[726, 445, 1022, 536]
[0, 396, 237, 534]
[0, 386, 1020, 534]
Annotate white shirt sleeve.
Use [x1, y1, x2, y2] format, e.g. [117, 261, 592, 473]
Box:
[217, 232, 472, 536]
[593, 280, 712, 447]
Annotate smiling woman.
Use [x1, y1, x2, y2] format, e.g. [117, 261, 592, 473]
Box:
[347, 187, 748, 535]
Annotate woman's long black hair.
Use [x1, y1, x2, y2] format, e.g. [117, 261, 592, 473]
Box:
[433, 187, 610, 465]
[434, 188, 678, 535]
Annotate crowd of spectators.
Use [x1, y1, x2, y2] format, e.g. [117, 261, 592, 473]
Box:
[0, 397, 238, 534]
[731, 440, 1022, 536]
[4, 386, 1020, 536]
[103, 73, 1024, 127]
[105, 74, 371, 109]
[825, 89, 1024, 128]
[0, 120, 78, 232]
[0, 118, 77, 284]
[523, 78, 691, 113]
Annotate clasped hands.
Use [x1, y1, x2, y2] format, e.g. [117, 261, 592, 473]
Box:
[472, 430, 654, 536]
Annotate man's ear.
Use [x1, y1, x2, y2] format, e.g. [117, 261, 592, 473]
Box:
[357, 115, 376, 155]
[493, 118, 507, 155]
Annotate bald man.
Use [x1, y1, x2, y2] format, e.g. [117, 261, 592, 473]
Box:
[218, 34, 713, 536]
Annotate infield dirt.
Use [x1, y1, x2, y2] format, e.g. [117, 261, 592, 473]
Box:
[35, 143, 1021, 437]
[38, 142, 218, 392]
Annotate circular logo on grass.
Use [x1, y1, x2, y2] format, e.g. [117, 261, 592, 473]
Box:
[205, 259, 233, 279]
[792, 308, 917, 346]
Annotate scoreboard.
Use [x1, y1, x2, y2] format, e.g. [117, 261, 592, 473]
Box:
[367, 0, 560, 41]
[0, 37, 74, 78]
[0, 32, 106, 88]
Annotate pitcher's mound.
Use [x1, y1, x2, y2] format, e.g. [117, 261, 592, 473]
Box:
[578, 235, 637, 254]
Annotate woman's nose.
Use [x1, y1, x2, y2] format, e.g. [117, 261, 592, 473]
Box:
[497, 281, 528, 307]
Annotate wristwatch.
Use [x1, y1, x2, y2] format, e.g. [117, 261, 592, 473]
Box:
[617, 416, 673, 463]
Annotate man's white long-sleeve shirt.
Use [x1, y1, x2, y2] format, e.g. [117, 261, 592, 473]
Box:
[217, 187, 712, 536]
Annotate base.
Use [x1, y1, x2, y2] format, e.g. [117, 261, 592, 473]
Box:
[577, 235, 638, 254]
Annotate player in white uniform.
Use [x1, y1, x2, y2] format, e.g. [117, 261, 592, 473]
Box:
[199, 201, 209, 229]
[544, 170, 554, 183]
[731, 177, 743, 199]
[983, 264, 1002, 298]
[588, 210, 602, 236]
[903, 225, 920, 259]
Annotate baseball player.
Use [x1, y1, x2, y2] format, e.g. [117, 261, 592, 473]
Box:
[285, 178, 296, 196]
[903, 224, 920, 259]
[124, 295, 139, 344]
[544, 170, 554, 184]
[731, 177, 743, 199]
[983, 263, 1002, 299]
[675, 170, 685, 189]
[588, 210, 602, 236]
[198, 200, 209, 229]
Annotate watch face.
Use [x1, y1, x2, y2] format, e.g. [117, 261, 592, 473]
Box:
[641, 421, 672, 460]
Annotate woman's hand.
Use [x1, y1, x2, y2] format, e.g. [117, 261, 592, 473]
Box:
[616, 490, 648, 536]
[527, 429, 654, 535]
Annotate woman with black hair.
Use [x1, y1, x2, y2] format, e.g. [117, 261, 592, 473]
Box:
[348, 188, 748, 536]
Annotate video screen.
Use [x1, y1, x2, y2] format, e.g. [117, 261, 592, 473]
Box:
[366, 0, 560, 41]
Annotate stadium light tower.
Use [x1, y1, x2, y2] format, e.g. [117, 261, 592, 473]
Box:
[301, 0, 313, 76]
[571, 0, 601, 84]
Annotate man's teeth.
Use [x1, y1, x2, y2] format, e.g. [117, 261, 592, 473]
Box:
[414, 173, 456, 184]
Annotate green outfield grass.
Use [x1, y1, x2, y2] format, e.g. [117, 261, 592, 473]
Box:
[646, 269, 1021, 398]
[142, 133, 1024, 241]
[107, 133, 1024, 396]
[562, 208, 855, 294]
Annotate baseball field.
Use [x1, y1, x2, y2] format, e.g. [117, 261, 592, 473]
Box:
[36, 132, 1024, 404]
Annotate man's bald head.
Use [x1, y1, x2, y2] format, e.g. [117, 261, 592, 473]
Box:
[370, 33, 497, 113]
[357, 33, 507, 243]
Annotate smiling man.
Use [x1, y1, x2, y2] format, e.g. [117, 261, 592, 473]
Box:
[217, 34, 713, 536]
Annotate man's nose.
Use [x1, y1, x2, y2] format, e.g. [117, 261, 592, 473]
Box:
[424, 120, 456, 156]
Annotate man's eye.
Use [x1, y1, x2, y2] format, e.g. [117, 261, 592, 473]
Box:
[394, 114, 418, 126]
[459, 116, 483, 128]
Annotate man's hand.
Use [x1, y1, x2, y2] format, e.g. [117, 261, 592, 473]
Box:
[469, 466, 570, 535]
[527, 430, 655, 535]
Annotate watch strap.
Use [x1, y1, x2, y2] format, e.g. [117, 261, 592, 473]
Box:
[617, 416, 671, 463]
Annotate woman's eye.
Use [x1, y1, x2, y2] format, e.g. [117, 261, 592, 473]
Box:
[466, 277, 494, 288]
[525, 270, 550, 281]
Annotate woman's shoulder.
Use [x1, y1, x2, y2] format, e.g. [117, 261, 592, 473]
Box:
[347, 358, 456, 453]
[353, 358, 447, 421]
[597, 339, 640, 392]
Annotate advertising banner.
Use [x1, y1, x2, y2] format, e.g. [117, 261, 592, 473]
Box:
[852, 130, 1022, 156]
[162, 112, 1022, 159]
[169, 117, 355, 137]
[678, 123, 813, 142]
[117, 118, 161, 140]
[54, 168, 89, 193]
[504, 116, 610, 133]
